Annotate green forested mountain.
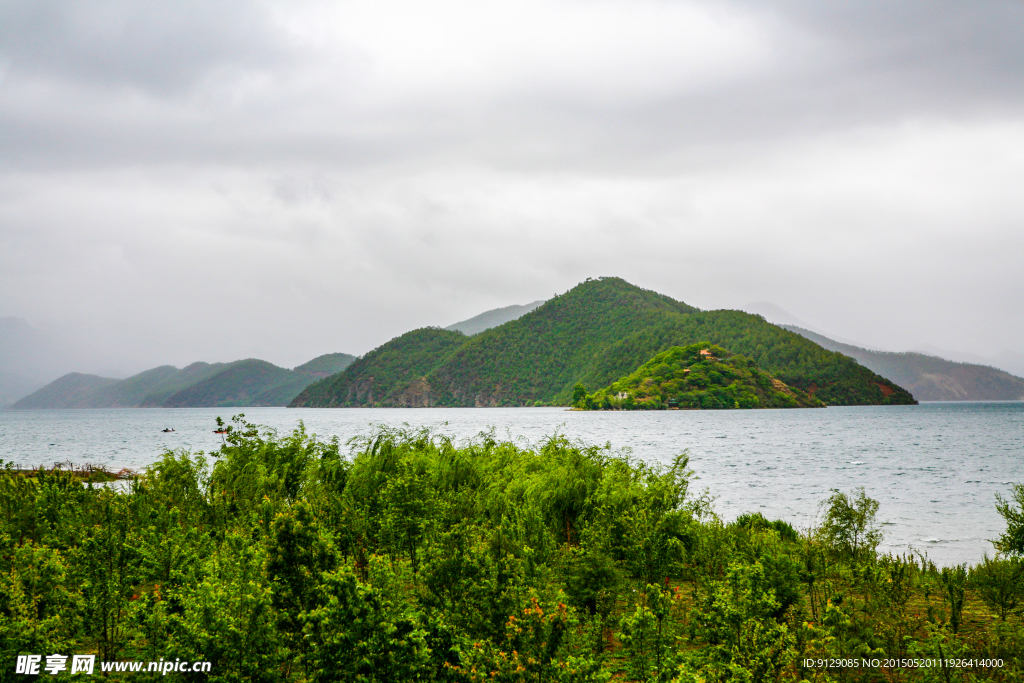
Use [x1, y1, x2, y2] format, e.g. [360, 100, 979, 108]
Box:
[291, 328, 467, 407]
[95, 364, 204, 407]
[291, 277, 915, 408]
[785, 326, 1024, 401]
[245, 353, 362, 406]
[575, 308, 916, 406]
[10, 353, 355, 409]
[426, 279, 700, 406]
[293, 352, 361, 377]
[578, 343, 825, 410]
[135, 362, 230, 407]
[161, 359, 304, 407]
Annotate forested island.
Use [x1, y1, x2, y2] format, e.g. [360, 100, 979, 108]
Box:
[2, 418, 1022, 681]
[291, 278, 915, 408]
[573, 343, 824, 410]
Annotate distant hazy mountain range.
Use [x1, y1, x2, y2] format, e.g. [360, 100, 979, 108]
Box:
[10, 288, 1021, 410]
[10, 353, 355, 409]
[292, 277, 915, 408]
[0, 371, 45, 410]
[741, 302, 1024, 389]
[0, 316, 60, 407]
[445, 301, 545, 336]
[784, 326, 1024, 401]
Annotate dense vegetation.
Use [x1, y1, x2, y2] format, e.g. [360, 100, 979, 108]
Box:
[784, 327, 1024, 401]
[290, 278, 915, 408]
[291, 328, 467, 407]
[160, 360, 304, 407]
[12, 354, 356, 409]
[291, 353, 358, 379]
[575, 343, 824, 410]
[3, 418, 1022, 681]
[425, 279, 698, 407]
[574, 307, 915, 407]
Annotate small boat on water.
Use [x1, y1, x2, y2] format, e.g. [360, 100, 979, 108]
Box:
[213, 429, 228, 434]
[161, 428, 175, 433]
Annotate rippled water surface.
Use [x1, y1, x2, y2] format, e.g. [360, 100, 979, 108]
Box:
[2, 402, 1021, 565]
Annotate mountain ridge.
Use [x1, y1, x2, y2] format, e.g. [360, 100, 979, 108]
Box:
[291, 277, 915, 408]
[292, 329, 467, 408]
[9, 353, 356, 409]
[445, 300, 546, 336]
[10, 373, 122, 409]
[784, 326, 1024, 401]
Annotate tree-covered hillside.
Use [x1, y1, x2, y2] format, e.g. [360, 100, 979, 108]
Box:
[577, 310, 917, 406]
[89, 365, 198, 407]
[293, 277, 914, 407]
[577, 343, 825, 410]
[248, 353, 359, 406]
[293, 352, 358, 378]
[290, 328, 467, 407]
[162, 360, 301, 407]
[162, 355, 359, 408]
[135, 362, 228, 407]
[425, 278, 698, 406]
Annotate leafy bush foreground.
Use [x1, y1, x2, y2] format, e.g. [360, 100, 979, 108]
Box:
[2, 417, 1023, 682]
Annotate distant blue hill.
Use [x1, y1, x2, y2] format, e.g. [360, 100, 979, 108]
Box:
[9, 353, 356, 409]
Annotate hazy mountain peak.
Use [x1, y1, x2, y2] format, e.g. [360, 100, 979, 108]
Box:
[739, 302, 811, 329]
[445, 300, 546, 336]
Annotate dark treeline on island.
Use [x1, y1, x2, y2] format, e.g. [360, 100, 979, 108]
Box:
[292, 278, 915, 408]
[10, 354, 355, 409]
[3, 418, 1023, 681]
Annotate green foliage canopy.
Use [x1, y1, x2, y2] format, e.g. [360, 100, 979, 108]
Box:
[2, 421, 1022, 681]
[576, 343, 824, 410]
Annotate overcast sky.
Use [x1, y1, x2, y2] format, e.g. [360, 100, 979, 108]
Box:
[1, 0, 1022, 376]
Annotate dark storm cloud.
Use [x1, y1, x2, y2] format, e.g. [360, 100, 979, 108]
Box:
[0, 0, 1021, 378]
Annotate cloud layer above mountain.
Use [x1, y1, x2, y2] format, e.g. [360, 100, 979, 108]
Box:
[1, 0, 1021, 374]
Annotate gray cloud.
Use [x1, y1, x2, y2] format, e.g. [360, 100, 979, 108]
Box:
[0, 0, 288, 92]
[0, 0, 1021, 379]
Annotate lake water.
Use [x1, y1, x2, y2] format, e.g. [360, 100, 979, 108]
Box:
[1, 402, 1021, 566]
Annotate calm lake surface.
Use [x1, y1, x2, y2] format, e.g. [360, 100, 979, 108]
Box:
[1, 402, 1021, 566]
